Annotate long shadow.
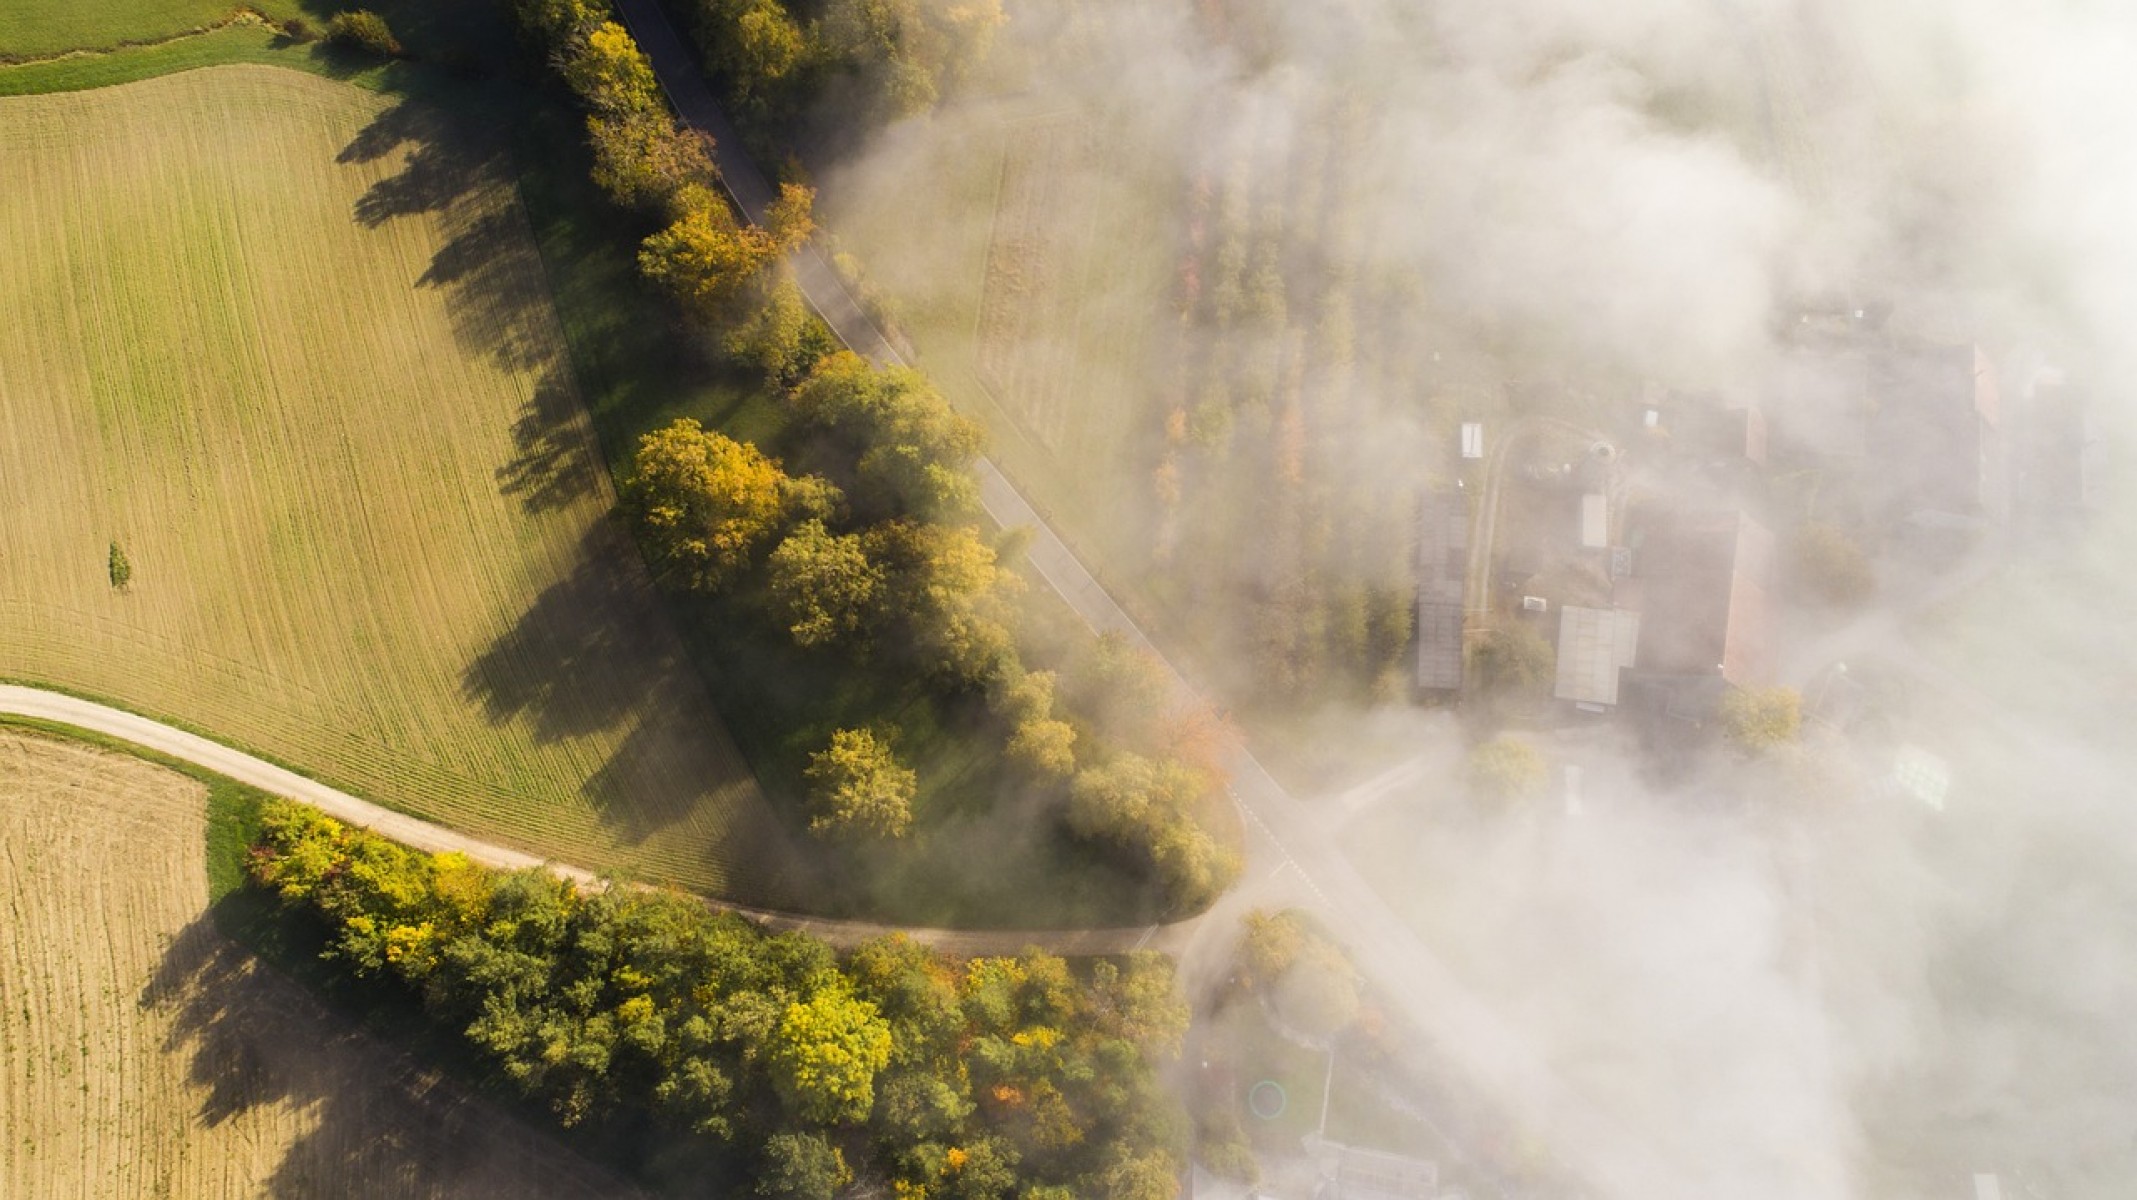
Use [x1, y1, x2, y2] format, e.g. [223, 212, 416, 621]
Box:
[497, 369, 605, 514]
[143, 911, 632, 1197]
[346, 98, 498, 228]
[461, 523, 669, 746]
[355, 102, 604, 515]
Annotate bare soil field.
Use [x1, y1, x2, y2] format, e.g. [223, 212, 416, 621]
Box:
[0, 729, 637, 1198]
[0, 66, 791, 899]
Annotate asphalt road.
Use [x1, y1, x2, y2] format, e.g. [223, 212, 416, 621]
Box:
[607, 4, 1697, 1192]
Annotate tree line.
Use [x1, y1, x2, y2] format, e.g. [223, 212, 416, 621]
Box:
[509, 0, 1237, 915]
[249, 800, 1188, 1198]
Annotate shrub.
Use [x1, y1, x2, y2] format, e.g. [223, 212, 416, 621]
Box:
[107, 541, 131, 591]
[280, 16, 316, 41]
[1720, 686, 1802, 754]
[326, 10, 401, 57]
[1467, 737, 1547, 805]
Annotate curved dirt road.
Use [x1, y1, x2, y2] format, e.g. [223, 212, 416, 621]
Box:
[0, 684, 1193, 956]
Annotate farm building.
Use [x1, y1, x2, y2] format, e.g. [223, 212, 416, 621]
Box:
[1869, 343, 2007, 524]
[1675, 401, 1768, 466]
[1622, 509, 1775, 688]
[1415, 489, 1470, 691]
[2018, 374, 2102, 520]
[1554, 606, 1641, 707]
[1769, 349, 1871, 460]
[1310, 1139, 1441, 1200]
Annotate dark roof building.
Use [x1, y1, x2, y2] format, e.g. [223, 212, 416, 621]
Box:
[1415, 489, 1469, 691]
[1869, 343, 2006, 523]
[1624, 509, 1775, 688]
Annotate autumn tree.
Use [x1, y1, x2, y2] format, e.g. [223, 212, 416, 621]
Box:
[562, 22, 662, 114]
[766, 983, 894, 1123]
[818, 0, 1006, 117]
[789, 351, 984, 520]
[726, 272, 825, 384]
[639, 184, 816, 324]
[768, 519, 882, 649]
[1720, 686, 1802, 754]
[865, 519, 1019, 687]
[1067, 754, 1236, 913]
[326, 10, 399, 56]
[991, 669, 1076, 779]
[624, 418, 801, 592]
[588, 110, 713, 211]
[805, 727, 918, 839]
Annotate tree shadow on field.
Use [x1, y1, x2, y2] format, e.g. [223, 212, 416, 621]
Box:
[417, 203, 553, 374]
[141, 913, 630, 1197]
[346, 99, 497, 229]
[462, 522, 669, 745]
[359, 106, 605, 517]
[496, 370, 605, 515]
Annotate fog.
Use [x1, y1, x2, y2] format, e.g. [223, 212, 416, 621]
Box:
[821, 0, 2137, 1195]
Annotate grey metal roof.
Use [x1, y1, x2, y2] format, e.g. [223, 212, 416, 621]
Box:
[1554, 606, 1641, 705]
[1415, 489, 1470, 690]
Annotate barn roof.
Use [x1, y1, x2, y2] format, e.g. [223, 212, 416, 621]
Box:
[1628, 509, 1774, 687]
[1415, 489, 1469, 690]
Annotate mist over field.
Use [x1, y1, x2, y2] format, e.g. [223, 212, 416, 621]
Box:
[822, 0, 2137, 1195]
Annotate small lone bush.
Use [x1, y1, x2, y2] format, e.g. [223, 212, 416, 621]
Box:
[279, 16, 316, 42]
[108, 541, 132, 591]
[326, 10, 401, 57]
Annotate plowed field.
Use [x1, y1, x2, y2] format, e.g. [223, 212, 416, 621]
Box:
[0, 729, 638, 1198]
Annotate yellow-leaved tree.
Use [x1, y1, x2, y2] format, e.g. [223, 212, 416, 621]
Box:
[623, 418, 791, 592]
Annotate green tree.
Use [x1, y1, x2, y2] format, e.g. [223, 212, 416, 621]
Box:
[1470, 624, 1555, 700]
[624, 418, 791, 592]
[587, 110, 714, 211]
[805, 727, 918, 839]
[790, 352, 985, 520]
[767, 983, 894, 1124]
[757, 1131, 851, 1200]
[768, 519, 882, 649]
[1720, 686, 1802, 753]
[107, 541, 131, 591]
[1467, 737, 1547, 805]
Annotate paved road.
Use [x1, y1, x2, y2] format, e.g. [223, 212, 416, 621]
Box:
[0, 684, 1191, 957]
[609, 4, 1697, 1193]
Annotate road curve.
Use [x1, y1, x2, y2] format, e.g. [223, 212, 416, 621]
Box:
[0, 684, 1193, 957]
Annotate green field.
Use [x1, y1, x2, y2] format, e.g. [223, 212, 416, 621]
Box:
[0, 0, 300, 61]
[0, 66, 796, 900]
